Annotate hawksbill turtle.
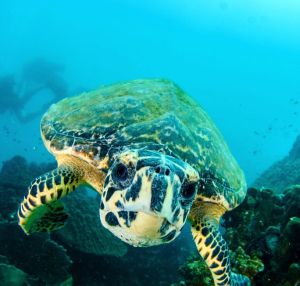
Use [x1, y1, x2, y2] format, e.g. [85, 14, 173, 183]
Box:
[18, 79, 250, 286]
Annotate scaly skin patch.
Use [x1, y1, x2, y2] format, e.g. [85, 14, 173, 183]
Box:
[18, 164, 83, 234]
[18, 155, 105, 234]
[189, 203, 251, 286]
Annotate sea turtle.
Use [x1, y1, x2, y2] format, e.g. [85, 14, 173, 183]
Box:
[18, 79, 250, 286]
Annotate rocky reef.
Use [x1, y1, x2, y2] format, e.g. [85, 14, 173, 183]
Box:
[254, 135, 300, 192]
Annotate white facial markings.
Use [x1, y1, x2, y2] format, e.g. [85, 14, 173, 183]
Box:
[159, 174, 179, 227]
[99, 149, 199, 247]
[122, 169, 152, 213]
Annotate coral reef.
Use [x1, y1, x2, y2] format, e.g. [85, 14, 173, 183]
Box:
[171, 255, 213, 286]
[171, 245, 264, 286]
[172, 186, 300, 286]
[2, 154, 300, 285]
[0, 222, 72, 285]
[0, 156, 55, 221]
[172, 133, 300, 285]
[0, 155, 55, 191]
[0, 156, 127, 285]
[0, 156, 127, 259]
[0, 262, 31, 286]
[254, 135, 300, 192]
[53, 187, 128, 257]
[225, 186, 300, 285]
[230, 247, 264, 278]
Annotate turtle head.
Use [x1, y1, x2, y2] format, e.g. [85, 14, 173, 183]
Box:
[100, 149, 199, 247]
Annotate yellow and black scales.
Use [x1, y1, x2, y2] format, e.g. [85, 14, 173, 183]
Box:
[18, 79, 250, 286]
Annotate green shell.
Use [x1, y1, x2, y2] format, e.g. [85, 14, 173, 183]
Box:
[41, 79, 246, 210]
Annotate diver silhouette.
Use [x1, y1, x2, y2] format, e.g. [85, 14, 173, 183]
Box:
[0, 58, 69, 123]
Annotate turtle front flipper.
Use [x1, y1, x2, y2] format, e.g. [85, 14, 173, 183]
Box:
[18, 165, 83, 235]
[191, 214, 251, 286]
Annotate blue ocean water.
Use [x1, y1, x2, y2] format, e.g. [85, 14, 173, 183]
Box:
[1, 1, 300, 183]
[0, 2, 300, 285]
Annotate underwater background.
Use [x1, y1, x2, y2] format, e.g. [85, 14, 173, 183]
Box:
[0, 1, 299, 285]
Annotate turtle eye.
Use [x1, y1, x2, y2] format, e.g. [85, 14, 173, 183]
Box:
[181, 182, 197, 199]
[114, 163, 128, 181]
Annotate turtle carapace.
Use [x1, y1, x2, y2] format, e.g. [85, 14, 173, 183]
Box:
[18, 79, 250, 286]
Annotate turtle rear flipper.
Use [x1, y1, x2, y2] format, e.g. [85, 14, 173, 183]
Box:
[18, 165, 83, 234]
